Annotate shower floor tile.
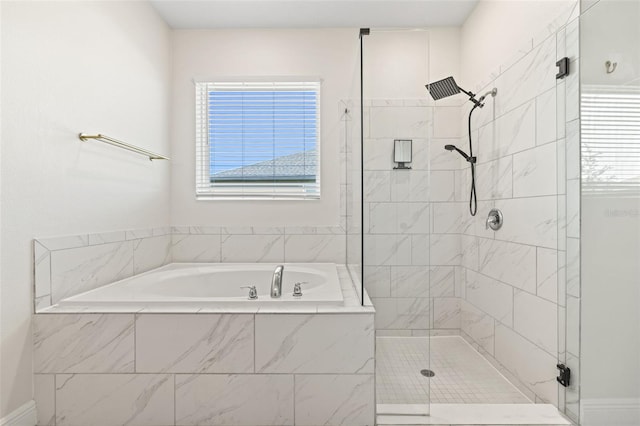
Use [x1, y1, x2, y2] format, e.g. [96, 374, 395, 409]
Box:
[376, 336, 531, 404]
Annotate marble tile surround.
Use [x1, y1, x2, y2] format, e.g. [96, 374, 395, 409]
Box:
[34, 283, 375, 425]
[34, 225, 347, 312]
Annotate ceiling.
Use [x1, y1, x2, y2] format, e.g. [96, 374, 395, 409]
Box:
[150, 0, 479, 29]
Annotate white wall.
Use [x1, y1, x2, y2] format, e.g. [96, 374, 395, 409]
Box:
[461, 0, 576, 87]
[0, 1, 171, 416]
[580, 0, 640, 415]
[170, 29, 359, 227]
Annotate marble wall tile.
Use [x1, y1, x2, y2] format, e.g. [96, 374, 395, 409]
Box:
[398, 203, 430, 234]
[255, 314, 374, 373]
[34, 241, 51, 307]
[373, 297, 431, 330]
[285, 225, 345, 236]
[125, 228, 154, 240]
[430, 266, 455, 297]
[284, 234, 346, 263]
[34, 374, 55, 426]
[495, 36, 557, 117]
[513, 142, 557, 197]
[132, 235, 171, 274]
[364, 234, 411, 266]
[461, 300, 495, 355]
[432, 202, 468, 234]
[460, 234, 479, 271]
[50, 241, 134, 303]
[369, 106, 429, 139]
[368, 203, 396, 234]
[565, 60, 580, 122]
[536, 87, 557, 146]
[295, 374, 374, 426]
[556, 80, 567, 139]
[135, 314, 254, 373]
[56, 374, 173, 426]
[495, 323, 558, 405]
[537, 247, 558, 303]
[175, 374, 294, 426]
[566, 18, 579, 61]
[171, 234, 220, 262]
[88, 230, 126, 245]
[466, 270, 514, 327]
[557, 138, 566, 195]
[494, 196, 557, 249]
[454, 166, 471, 203]
[478, 238, 537, 293]
[410, 234, 430, 266]
[429, 171, 456, 202]
[220, 226, 283, 235]
[186, 225, 220, 235]
[363, 171, 391, 202]
[34, 314, 134, 373]
[433, 106, 461, 138]
[37, 235, 89, 251]
[514, 290, 558, 355]
[221, 234, 284, 262]
[390, 266, 429, 298]
[391, 170, 430, 202]
[476, 156, 513, 200]
[363, 266, 391, 297]
[430, 234, 461, 266]
[433, 297, 461, 329]
[491, 100, 537, 158]
[363, 138, 394, 170]
[566, 237, 580, 297]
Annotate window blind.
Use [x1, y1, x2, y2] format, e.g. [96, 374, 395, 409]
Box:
[195, 81, 321, 199]
[582, 84, 640, 195]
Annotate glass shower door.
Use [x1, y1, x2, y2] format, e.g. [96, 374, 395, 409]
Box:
[360, 28, 432, 416]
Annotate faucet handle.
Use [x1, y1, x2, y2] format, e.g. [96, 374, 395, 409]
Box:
[240, 285, 258, 300]
[292, 282, 308, 297]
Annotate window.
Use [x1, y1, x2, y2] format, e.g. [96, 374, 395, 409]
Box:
[582, 84, 640, 195]
[195, 80, 320, 199]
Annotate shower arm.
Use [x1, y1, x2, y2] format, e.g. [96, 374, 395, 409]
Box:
[457, 86, 484, 108]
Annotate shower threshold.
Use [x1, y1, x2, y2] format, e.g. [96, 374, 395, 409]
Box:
[377, 403, 572, 424]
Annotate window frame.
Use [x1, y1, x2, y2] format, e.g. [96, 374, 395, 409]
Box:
[194, 79, 322, 201]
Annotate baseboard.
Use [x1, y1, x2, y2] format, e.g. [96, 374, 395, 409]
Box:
[581, 398, 640, 426]
[0, 401, 36, 426]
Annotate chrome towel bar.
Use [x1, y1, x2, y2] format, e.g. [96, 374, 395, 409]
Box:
[78, 133, 169, 161]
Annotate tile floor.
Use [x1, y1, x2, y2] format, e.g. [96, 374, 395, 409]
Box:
[376, 336, 531, 404]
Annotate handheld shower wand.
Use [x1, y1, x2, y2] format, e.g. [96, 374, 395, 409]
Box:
[426, 77, 497, 216]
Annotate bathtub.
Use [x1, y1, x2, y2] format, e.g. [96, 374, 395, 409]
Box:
[56, 262, 345, 310]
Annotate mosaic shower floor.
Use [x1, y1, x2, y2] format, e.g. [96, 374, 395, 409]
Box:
[376, 336, 531, 404]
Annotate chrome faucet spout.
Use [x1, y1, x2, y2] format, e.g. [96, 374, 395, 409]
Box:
[271, 265, 284, 298]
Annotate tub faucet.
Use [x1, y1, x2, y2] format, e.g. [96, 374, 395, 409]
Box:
[270, 265, 284, 298]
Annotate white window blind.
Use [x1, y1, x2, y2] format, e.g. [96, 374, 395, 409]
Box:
[195, 81, 321, 199]
[582, 85, 640, 195]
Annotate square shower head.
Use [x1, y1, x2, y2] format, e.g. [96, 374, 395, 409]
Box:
[426, 76, 461, 101]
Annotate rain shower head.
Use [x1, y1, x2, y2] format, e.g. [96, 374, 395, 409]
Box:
[426, 76, 491, 108]
[425, 77, 461, 101]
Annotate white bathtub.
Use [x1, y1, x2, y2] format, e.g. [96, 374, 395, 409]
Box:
[57, 263, 345, 309]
